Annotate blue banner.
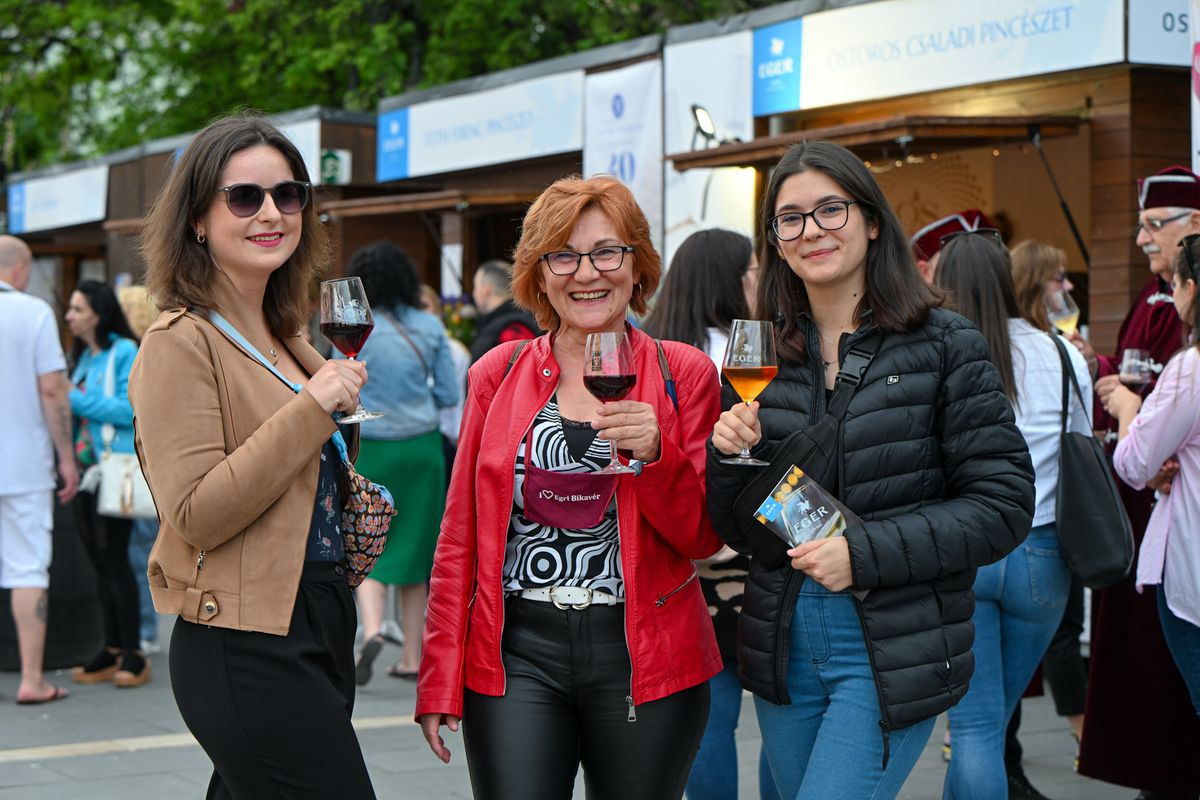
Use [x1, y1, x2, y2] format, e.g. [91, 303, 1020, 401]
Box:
[376, 108, 410, 182]
[7, 183, 25, 234]
[753, 18, 804, 117]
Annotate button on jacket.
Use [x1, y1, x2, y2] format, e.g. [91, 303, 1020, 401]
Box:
[128, 300, 357, 635]
[416, 328, 724, 721]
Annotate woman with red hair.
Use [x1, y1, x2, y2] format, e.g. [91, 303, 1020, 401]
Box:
[416, 175, 723, 799]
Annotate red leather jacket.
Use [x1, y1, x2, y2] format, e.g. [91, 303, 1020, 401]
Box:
[416, 327, 723, 720]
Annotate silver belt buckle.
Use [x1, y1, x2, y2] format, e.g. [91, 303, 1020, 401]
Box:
[550, 586, 592, 610]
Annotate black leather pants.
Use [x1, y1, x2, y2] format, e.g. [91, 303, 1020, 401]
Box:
[463, 596, 709, 800]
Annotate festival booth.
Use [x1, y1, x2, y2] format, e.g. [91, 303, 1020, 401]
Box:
[665, 0, 1193, 353]
[360, 35, 662, 297]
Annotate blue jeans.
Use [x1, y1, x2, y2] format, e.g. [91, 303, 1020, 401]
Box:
[686, 661, 780, 800]
[128, 518, 159, 643]
[755, 579, 935, 799]
[1157, 586, 1200, 716]
[943, 524, 1070, 800]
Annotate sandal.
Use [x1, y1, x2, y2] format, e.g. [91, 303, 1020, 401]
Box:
[387, 663, 419, 681]
[355, 635, 385, 686]
[16, 685, 69, 705]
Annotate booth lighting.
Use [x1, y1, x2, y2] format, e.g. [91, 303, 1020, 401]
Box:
[691, 104, 718, 150]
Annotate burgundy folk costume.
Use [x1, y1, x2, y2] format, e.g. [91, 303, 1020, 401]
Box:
[1077, 167, 1200, 794]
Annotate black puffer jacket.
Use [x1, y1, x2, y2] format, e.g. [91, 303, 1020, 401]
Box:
[707, 308, 1034, 735]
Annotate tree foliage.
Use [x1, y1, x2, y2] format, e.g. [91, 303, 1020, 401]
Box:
[1, 0, 771, 178]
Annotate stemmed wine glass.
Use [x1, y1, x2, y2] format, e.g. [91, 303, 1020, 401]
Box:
[583, 331, 638, 475]
[1119, 348, 1153, 396]
[320, 276, 384, 423]
[720, 319, 778, 466]
[1044, 289, 1080, 335]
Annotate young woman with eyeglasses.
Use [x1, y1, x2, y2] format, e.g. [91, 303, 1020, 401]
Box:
[1099, 234, 1200, 717]
[130, 113, 376, 797]
[706, 141, 1035, 798]
[934, 233, 1091, 800]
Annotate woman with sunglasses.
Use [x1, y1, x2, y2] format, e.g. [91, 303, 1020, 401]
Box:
[130, 113, 376, 798]
[416, 175, 723, 799]
[934, 234, 1090, 800]
[707, 141, 1034, 799]
[1100, 234, 1200, 718]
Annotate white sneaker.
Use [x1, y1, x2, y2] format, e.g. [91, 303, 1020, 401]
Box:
[140, 639, 161, 655]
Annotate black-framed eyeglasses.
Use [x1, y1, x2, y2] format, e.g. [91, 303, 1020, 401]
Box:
[1134, 210, 1192, 238]
[939, 227, 1003, 250]
[1179, 233, 1200, 273]
[541, 245, 634, 276]
[769, 200, 855, 242]
[218, 181, 311, 218]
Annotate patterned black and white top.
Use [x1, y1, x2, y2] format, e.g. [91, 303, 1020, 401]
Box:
[502, 398, 624, 597]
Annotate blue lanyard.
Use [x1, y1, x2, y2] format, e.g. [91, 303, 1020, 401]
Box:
[208, 312, 350, 463]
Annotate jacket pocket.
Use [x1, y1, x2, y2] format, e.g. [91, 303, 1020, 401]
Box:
[655, 568, 698, 607]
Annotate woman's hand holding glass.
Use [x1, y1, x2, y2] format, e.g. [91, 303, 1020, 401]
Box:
[711, 401, 763, 457]
[304, 359, 368, 416]
[593, 401, 660, 463]
[1096, 373, 1142, 421]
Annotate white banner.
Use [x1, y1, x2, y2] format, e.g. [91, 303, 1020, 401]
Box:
[797, 0, 1125, 110]
[277, 118, 322, 186]
[407, 71, 584, 178]
[662, 32, 756, 270]
[1130, 0, 1192, 66]
[7, 164, 109, 234]
[1192, 0, 1200, 172]
[584, 60, 664, 255]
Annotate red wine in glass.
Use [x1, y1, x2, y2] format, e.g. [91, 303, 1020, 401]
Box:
[320, 321, 375, 359]
[583, 373, 637, 401]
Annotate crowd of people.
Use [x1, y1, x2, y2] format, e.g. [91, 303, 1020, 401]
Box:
[2, 111, 1198, 800]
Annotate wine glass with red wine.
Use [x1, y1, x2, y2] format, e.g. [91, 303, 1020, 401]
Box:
[583, 331, 638, 475]
[319, 276, 384, 423]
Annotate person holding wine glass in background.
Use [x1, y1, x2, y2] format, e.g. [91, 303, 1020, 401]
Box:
[416, 175, 723, 800]
[706, 141, 1034, 799]
[336, 242, 459, 686]
[129, 113, 377, 798]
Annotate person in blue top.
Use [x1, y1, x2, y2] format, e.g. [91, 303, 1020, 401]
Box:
[65, 279, 151, 688]
[345, 241, 460, 684]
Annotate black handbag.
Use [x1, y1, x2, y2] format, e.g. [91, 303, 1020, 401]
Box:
[1049, 334, 1135, 588]
[731, 332, 882, 570]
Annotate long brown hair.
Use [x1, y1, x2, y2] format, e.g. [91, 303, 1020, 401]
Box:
[511, 175, 661, 331]
[139, 113, 329, 337]
[757, 141, 941, 362]
[1177, 235, 1200, 352]
[935, 234, 1021, 404]
[1010, 240, 1066, 331]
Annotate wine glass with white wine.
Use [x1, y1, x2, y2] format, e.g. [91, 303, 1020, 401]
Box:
[1044, 289, 1080, 335]
[720, 320, 778, 466]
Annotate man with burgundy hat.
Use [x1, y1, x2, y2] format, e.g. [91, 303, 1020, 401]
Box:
[1074, 165, 1200, 799]
[910, 208, 997, 283]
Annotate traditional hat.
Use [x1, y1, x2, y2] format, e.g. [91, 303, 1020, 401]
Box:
[1138, 166, 1200, 211]
[910, 209, 996, 261]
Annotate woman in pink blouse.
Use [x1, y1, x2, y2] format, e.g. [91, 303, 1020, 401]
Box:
[1098, 233, 1200, 715]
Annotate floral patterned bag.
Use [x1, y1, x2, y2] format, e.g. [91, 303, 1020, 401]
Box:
[341, 460, 396, 588]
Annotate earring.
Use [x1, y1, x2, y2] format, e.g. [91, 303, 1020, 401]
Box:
[196, 231, 206, 244]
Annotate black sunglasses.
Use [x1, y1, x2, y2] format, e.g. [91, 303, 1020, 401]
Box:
[939, 227, 1003, 250]
[218, 181, 311, 218]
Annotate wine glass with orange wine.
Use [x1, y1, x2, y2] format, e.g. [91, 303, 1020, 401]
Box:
[720, 319, 778, 466]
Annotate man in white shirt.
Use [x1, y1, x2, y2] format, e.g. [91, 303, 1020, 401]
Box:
[0, 234, 78, 704]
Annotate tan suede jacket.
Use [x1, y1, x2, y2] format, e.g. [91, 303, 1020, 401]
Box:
[129, 304, 357, 636]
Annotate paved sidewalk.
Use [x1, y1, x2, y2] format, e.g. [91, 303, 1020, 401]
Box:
[1, 619, 1134, 799]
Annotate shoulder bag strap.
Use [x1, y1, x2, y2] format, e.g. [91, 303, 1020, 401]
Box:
[653, 339, 679, 413]
[207, 312, 351, 462]
[99, 346, 117, 453]
[826, 329, 883, 420]
[1048, 333, 1089, 437]
[383, 309, 434, 387]
[503, 338, 531, 377]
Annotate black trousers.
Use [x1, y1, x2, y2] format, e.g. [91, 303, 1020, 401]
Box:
[74, 489, 139, 651]
[1043, 573, 1088, 716]
[169, 562, 375, 799]
[462, 596, 710, 800]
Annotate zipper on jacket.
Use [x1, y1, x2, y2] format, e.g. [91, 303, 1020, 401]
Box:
[654, 569, 698, 607]
[618, 494, 638, 722]
[851, 594, 894, 770]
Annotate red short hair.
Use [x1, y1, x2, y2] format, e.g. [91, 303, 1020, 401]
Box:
[512, 175, 661, 331]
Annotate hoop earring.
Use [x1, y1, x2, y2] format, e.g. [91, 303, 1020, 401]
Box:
[196, 231, 206, 244]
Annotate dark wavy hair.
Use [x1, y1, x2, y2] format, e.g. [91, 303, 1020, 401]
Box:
[347, 241, 422, 311]
[643, 229, 753, 350]
[757, 141, 941, 362]
[1177, 236, 1200, 351]
[935, 234, 1021, 404]
[139, 112, 329, 337]
[71, 280, 138, 362]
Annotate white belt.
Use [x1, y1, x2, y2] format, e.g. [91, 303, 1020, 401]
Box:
[518, 586, 624, 609]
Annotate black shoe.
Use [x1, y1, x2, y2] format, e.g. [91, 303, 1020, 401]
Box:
[1008, 766, 1053, 800]
[355, 635, 384, 686]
